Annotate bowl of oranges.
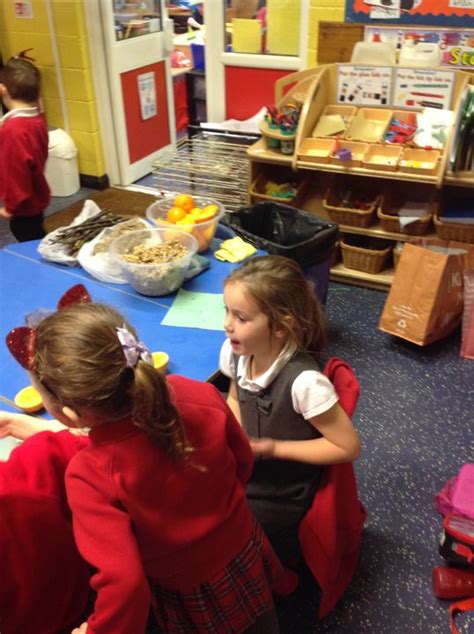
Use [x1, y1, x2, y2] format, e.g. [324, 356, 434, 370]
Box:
[146, 193, 225, 253]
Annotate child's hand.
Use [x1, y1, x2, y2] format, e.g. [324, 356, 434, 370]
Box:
[0, 206, 12, 219]
[0, 410, 46, 440]
[249, 436, 276, 459]
[71, 623, 88, 634]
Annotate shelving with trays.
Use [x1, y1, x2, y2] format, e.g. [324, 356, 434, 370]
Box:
[247, 64, 474, 290]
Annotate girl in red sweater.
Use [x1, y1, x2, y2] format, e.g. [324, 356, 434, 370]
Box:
[6, 293, 290, 634]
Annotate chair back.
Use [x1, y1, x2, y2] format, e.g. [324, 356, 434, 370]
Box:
[298, 357, 367, 619]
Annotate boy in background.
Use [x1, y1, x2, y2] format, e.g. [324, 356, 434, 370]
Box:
[0, 55, 50, 242]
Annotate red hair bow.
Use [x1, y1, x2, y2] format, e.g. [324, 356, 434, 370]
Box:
[6, 284, 91, 370]
[14, 48, 35, 62]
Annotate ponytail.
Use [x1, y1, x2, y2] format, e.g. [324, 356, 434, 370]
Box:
[132, 361, 192, 462]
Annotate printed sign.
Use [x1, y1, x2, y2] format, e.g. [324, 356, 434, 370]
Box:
[337, 65, 393, 106]
[137, 72, 157, 121]
[393, 68, 454, 109]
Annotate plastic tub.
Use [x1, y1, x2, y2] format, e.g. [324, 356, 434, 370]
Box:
[109, 227, 198, 296]
[146, 196, 225, 253]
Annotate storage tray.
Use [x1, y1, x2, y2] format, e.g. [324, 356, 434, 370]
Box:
[363, 145, 402, 172]
[341, 236, 393, 274]
[399, 148, 441, 175]
[331, 141, 368, 168]
[384, 110, 420, 145]
[345, 108, 392, 143]
[298, 138, 336, 164]
[312, 105, 356, 138]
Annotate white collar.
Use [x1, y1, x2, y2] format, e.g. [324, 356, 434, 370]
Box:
[1, 105, 40, 124]
[237, 341, 297, 392]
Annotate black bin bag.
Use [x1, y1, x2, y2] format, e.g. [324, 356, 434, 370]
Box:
[225, 202, 338, 305]
[226, 202, 338, 269]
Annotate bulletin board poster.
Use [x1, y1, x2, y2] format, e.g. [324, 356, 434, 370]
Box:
[345, 0, 474, 27]
[337, 65, 393, 106]
[364, 26, 474, 70]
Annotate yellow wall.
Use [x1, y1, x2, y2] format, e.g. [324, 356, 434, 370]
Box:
[0, 0, 105, 179]
[307, 0, 345, 68]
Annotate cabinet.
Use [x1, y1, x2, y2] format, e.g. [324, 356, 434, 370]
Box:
[247, 64, 474, 291]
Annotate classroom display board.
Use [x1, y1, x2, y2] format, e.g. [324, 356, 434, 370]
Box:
[364, 27, 474, 70]
[345, 0, 474, 27]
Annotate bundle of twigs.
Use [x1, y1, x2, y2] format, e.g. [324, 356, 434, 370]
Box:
[49, 211, 125, 256]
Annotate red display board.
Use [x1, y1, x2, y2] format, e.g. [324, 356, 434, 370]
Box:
[120, 61, 171, 165]
[225, 66, 291, 121]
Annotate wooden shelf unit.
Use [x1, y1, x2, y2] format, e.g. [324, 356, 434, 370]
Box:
[247, 64, 474, 290]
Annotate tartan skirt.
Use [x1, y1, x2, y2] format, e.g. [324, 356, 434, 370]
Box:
[151, 519, 283, 633]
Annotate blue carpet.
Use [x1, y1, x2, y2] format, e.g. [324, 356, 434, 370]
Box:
[275, 284, 473, 633]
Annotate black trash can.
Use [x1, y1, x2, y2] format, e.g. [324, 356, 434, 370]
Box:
[226, 202, 338, 305]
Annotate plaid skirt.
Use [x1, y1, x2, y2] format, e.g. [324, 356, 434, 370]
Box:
[151, 519, 283, 633]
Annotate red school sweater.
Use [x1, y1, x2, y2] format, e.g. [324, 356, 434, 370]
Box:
[66, 375, 255, 634]
[0, 430, 91, 634]
[0, 113, 50, 217]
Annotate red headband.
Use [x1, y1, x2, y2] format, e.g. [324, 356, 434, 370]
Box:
[6, 284, 91, 370]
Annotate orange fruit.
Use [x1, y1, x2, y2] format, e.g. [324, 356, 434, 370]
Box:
[167, 206, 187, 223]
[190, 207, 204, 216]
[174, 194, 195, 212]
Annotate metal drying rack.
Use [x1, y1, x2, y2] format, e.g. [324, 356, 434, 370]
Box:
[151, 132, 257, 213]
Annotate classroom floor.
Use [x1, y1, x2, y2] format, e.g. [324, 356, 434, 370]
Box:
[1, 185, 472, 633]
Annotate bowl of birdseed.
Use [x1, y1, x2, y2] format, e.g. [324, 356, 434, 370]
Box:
[109, 227, 198, 296]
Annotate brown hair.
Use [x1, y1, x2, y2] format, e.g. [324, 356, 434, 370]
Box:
[34, 303, 190, 462]
[224, 255, 327, 361]
[1, 58, 41, 103]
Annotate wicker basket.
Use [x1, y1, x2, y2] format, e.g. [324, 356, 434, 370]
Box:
[377, 191, 436, 236]
[434, 210, 474, 244]
[250, 171, 307, 207]
[341, 236, 393, 274]
[323, 187, 380, 228]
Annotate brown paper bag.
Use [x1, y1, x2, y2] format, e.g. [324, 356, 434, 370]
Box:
[379, 240, 474, 346]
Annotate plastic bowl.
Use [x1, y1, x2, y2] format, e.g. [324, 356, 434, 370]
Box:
[146, 196, 225, 253]
[109, 227, 198, 296]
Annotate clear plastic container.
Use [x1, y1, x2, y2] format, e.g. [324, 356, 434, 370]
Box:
[146, 196, 225, 253]
[109, 227, 198, 296]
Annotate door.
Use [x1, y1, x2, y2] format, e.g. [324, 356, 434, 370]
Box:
[205, 0, 310, 123]
[98, 0, 176, 185]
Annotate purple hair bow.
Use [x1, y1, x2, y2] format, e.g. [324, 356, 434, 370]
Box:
[116, 326, 153, 368]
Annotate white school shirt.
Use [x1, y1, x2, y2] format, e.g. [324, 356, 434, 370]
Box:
[219, 338, 338, 420]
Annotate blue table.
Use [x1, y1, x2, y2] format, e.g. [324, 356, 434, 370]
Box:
[0, 238, 245, 457]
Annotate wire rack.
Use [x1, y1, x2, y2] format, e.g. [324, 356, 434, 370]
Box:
[151, 136, 252, 213]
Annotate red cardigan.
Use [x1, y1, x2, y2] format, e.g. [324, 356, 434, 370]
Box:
[66, 375, 255, 634]
[0, 113, 50, 217]
[299, 358, 367, 618]
[0, 431, 91, 634]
